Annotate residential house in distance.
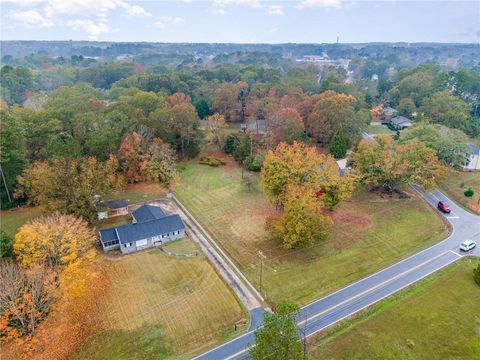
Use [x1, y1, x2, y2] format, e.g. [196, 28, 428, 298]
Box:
[389, 116, 413, 130]
[464, 144, 480, 171]
[380, 107, 397, 123]
[99, 204, 185, 254]
[97, 199, 129, 220]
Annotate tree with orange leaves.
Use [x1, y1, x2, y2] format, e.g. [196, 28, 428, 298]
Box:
[266, 107, 305, 146]
[261, 141, 354, 209]
[266, 184, 331, 249]
[0, 260, 56, 339]
[118, 131, 145, 183]
[14, 213, 96, 270]
[166, 92, 191, 108]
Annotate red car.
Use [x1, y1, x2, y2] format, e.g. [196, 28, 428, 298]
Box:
[437, 201, 451, 214]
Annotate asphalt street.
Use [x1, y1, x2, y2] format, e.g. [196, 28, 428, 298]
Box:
[194, 188, 480, 360]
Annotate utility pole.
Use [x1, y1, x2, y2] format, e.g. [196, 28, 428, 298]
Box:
[257, 250, 266, 295]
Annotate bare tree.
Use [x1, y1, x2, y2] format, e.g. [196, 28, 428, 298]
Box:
[0, 260, 57, 337]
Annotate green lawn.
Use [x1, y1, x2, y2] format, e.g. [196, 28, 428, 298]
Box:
[440, 171, 480, 214]
[366, 124, 396, 135]
[75, 247, 247, 360]
[163, 238, 199, 254]
[175, 159, 449, 306]
[111, 182, 168, 204]
[309, 258, 480, 359]
[0, 206, 44, 236]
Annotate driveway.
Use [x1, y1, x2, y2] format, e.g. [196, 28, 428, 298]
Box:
[194, 188, 480, 360]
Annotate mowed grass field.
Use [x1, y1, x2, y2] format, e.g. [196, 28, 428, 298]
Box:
[175, 159, 449, 305]
[0, 206, 44, 236]
[309, 259, 480, 359]
[75, 247, 247, 360]
[366, 124, 396, 135]
[440, 171, 480, 214]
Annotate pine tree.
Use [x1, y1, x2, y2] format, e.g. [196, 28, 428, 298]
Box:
[329, 125, 348, 159]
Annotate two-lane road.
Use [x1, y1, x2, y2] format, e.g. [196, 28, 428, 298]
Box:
[195, 188, 479, 360]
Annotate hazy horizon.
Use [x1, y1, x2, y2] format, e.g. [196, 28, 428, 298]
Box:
[1, 1, 479, 44]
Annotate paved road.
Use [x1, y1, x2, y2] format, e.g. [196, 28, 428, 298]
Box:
[194, 188, 479, 360]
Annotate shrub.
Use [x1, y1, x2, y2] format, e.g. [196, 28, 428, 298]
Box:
[0, 230, 13, 258]
[199, 156, 226, 167]
[464, 187, 474, 197]
[245, 153, 264, 172]
[223, 134, 239, 154]
[474, 263, 480, 287]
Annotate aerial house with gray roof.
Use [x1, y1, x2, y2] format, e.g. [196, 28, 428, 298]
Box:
[99, 204, 185, 254]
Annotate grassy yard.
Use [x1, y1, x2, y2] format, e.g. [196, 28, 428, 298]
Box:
[366, 124, 396, 136]
[440, 171, 480, 214]
[75, 246, 247, 360]
[0, 206, 44, 236]
[163, 237, 199, 254]
[111, 182, 168, 204]
[175, 158, 449, 306]
[309, 258, 480, 359]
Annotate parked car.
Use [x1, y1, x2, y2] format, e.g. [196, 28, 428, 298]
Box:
[460, 240, 477, 252]
[437, 201, 451, 213]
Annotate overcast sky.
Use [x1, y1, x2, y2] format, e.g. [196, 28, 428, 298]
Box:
[1, 0, 479, 43]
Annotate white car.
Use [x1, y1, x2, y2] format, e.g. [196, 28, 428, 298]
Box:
[459, 240, 477, 252]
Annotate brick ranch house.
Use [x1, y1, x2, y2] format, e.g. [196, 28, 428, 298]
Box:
[99, 204, 185, 254]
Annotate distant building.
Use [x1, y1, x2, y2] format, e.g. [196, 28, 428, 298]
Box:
[380, 107, 397, 123]
[465, 144, 480, 171]
[242, 119, 268, 134]
[97, 199, 129, 220]
[99, 204, 185, 254]
[389, 116, 413, 130]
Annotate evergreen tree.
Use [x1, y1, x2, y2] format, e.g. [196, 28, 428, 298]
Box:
[329, 125, 348, 159]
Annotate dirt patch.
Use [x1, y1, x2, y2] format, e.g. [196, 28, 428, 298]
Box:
[331, 209, 373, 228]
[330, 209, 373, 250]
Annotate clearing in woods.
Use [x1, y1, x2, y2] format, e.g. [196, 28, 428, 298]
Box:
[175, 157, 449, 305]
[309, 259, 480, 359]
[74, 245, 247, 360]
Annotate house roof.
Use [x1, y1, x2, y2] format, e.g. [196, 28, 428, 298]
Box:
[390, 116, 412, 126]
[99, 228, 119, 242]
[117, 215, 184, 244]
[132, 204, 166, 223]
[99, 214, 185, 245]
[467, 144, 480, 156]
[383, 107, 397, 116]
[245, 119, 267, 133]
[102, 199, 128, 210]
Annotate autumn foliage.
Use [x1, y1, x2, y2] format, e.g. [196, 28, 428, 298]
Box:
[351, 135, 447, 192]
[118, 131, 178, 188]
[15, 156, 125, 223]
[261, 141, 354, 209]
[14, 213, 96, 270]
[1, 212, 98, 355]
[266, 184, 332, 249]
